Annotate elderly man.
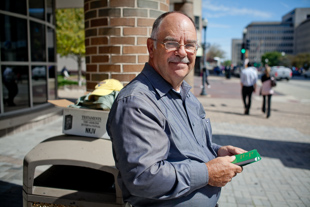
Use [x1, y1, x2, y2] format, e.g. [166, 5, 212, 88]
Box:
[107, 11, 246, 207]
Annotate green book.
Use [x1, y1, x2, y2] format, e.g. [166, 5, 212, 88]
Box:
[231, 149, 261, 166]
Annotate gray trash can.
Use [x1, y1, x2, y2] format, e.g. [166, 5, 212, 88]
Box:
[23, 135, 124, 207]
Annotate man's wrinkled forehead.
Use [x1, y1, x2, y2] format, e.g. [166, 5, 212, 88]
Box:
[157, 14, 197, 40]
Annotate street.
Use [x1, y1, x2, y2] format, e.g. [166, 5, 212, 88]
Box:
[194, 74, 310, 135]
[272, 76, 310, 103]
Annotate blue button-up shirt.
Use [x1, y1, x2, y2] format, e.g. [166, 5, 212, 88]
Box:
[107, 63, 222, 207]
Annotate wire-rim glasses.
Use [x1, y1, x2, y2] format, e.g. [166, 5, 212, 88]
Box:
[151, 39, 199, 53]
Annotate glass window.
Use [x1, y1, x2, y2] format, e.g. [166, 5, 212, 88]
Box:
[29, 0, 45, 20]
[0, 0, 27, 15]
[30, 21, 46, 62]
[46, 0, 55, 24]
[0, 14, 28, 62]
[194, 16, 200, 30]
[32, 66, 47, 105]
[47, 27, 55, 62]
[48, 65, 56, 100]
[1, 65, 30, 112]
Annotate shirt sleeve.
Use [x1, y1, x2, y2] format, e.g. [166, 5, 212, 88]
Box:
[212, 143, 221, 155]
[107, 94, 208, 200]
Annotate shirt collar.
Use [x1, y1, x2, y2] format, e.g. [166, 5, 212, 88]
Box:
[142, 63, 192, 99]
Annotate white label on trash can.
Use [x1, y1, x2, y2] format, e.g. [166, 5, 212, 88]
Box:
[62, 108, 110, 139]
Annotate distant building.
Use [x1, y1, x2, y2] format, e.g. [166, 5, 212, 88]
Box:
[294, 18, 310, 54]
[231, 39, 243, 66]
[245, 21, 294, 64]
[231, 8, 310, 67]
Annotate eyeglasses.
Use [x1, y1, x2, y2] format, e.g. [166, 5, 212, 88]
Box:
[152, 39, 199, 53]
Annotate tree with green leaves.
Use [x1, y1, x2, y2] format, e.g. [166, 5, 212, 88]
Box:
[56, 8, 85, 86]
[261, 52, 282, 66]
[223, 60, 231, 67]
[292, 53, 310, 70]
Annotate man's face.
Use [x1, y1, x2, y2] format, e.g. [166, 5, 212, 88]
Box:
[148, 13, 197, 88]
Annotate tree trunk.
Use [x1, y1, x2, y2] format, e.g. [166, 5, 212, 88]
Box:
[77, 54, 82, 87]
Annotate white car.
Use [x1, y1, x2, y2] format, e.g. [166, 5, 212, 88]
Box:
[303, 70, 310, 78]
[270, 66, 292, 80]
[32, 67, 46, 80]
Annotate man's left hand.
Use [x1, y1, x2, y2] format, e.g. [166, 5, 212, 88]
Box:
[218, 145, 247, 157]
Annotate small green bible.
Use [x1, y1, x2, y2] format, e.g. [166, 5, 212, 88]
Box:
[232, 149, 261, 166]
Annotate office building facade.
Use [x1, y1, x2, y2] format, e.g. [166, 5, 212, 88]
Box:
[231, 8, 310, 66]
[231, 39, 242, 66]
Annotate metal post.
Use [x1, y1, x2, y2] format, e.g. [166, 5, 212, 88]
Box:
[200, 18, 208, 96]
[242, 28, 247, 68]
[200, 66, 207, 95]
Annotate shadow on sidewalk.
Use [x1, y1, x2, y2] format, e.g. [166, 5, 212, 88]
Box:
[0, 181, 22, 207]
[214, 134, 310, 170]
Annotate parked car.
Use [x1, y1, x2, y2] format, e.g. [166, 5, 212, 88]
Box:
[32, 66, 46, 80]
[270, 66, 292, 81]
[213, 66, 221, 75]
[291, 67, 301, 76]
[303, 70, 310, 78]
[232, 66, 241, 77]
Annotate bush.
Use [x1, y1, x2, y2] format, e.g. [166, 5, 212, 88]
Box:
[57, 75, 78, 87]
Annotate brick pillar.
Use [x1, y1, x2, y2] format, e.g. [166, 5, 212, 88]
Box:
[84, 0, 169, 91]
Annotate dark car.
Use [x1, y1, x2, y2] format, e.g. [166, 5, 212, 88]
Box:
[291, 67, 301, 76]
[213, 66, 221, 75]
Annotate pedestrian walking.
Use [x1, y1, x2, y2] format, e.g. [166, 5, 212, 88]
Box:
[240, 61, 258, 115]
[261, 65, 274, 118]
[205, 67, 211, 88]
[107, 11, 246, 207]
[61, 66, 70, 78]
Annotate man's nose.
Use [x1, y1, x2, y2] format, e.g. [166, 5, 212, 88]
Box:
[175, 45, 187, 57]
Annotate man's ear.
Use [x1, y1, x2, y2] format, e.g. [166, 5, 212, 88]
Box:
[147, 38, 155, 58]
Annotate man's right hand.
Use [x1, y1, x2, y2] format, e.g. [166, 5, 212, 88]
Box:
[205, 156, 242, 187]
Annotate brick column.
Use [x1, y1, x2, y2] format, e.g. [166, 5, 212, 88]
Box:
[84, 0, 169, 90]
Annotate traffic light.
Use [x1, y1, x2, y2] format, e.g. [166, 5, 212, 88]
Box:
[246, 39, 250, 50]
[241, 43, 246, 54]
[241, 42, 245, 60]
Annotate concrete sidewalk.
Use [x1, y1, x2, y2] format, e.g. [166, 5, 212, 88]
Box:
[0, 75, 310, 207]
[197, 75, 310, 206]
